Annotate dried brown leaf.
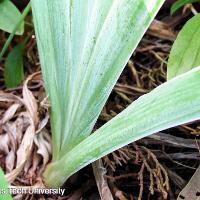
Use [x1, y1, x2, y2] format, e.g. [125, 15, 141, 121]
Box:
[0, 134, 10, 154]
[177, 165, 200, 200]
[26, 151, 41, 179]
[15, 117, 24, 146]
[36, 114, 49, 134]
[22, 77, 38, 126]
[6, 150, 15, 173]
[6, 124, 35, 183]
[34, 130, 51, 166]
[4, 122, 18, 151]
[0, 103, 21, 125]
[0, 92, 21, 103]
[16, 124, 35, 167]
[92, 159, 114, 200]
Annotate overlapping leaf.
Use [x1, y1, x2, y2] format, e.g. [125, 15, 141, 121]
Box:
[44, 66, 200, 188]
[31, 0, 165, 160]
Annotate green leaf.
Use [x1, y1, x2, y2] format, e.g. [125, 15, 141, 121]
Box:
[31, 0, 165, 161]
[0, 168, 12, 200]
[44, 66, 200, 188]
[4, 41, 25, 88]
[0, 0, 24, 35]
[0, 3, 31, 61]
[167, 14, 200, 80]
[171, 0, 200, 14]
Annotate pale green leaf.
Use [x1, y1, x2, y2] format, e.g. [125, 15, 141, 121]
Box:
[31, 0, 165, 160]
[0, 168, 12, 200]
[4, 41, 25, 88]
[0, 0, 24, 35]
[167, 14, 200, 80]
[44, 66, 200, 188]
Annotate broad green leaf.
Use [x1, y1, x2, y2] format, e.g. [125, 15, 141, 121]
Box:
[0, 0, 24, 35]
[31, 0, 165, 160]
[0, 3, 31, 61]
[167, 14, 200, 80]
[0, 168, 12, 200]
[4, 41, 25, 88]
[171, 0, 200, 14]
[44, 66, 200, 188]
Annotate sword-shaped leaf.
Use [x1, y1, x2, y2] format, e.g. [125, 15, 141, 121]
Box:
[44, 66, 200, 188]
[31, 0, 164, 161]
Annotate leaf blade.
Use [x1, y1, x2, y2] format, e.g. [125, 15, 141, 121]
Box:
[44, 66, 200, 188]
[171, 0, 200, 14]
[0, 0, 24, 35]
[31, 0, 165, 159]
[4, 42, 25, 88]
[167, 14, 200, 79]
[0, 168, 12, 200]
